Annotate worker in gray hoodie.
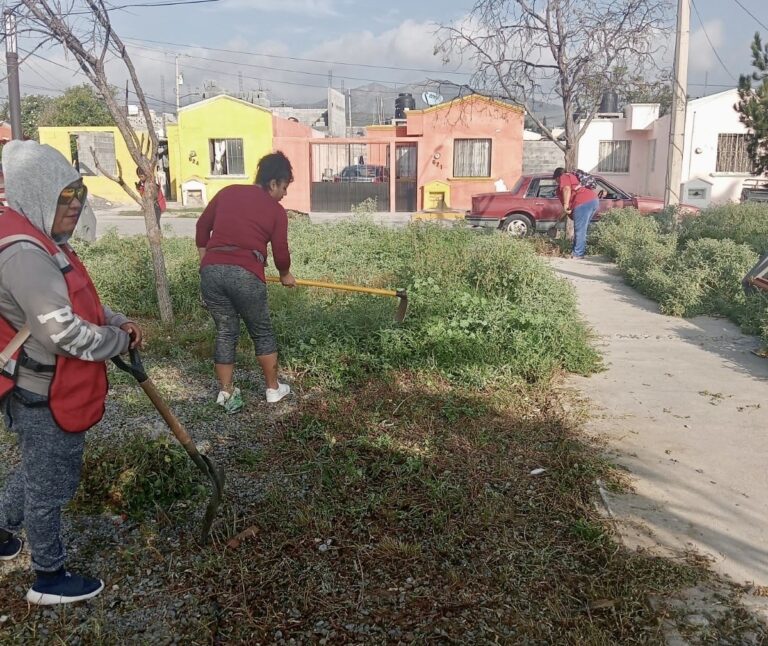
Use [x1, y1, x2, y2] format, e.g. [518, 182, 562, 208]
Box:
[0, 140, 142, 606]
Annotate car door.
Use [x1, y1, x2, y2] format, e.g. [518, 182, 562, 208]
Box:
[526, 178, 563, 224]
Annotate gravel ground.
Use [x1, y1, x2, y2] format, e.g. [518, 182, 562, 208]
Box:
[1, 360, 766, 644]
[0, 360, 299, 644]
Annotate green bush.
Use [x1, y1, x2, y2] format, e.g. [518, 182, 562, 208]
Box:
[678, 203, 768, 254]
[77, 221, 600, 387]
[592, 206, 768, 339]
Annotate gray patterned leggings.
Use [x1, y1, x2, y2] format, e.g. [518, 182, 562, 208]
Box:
[200, 264, 277, 364]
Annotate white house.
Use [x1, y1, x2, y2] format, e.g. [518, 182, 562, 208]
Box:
[576, 89, 762, 207]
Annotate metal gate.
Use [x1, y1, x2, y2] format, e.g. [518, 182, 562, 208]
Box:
[310, 142, 391, 212]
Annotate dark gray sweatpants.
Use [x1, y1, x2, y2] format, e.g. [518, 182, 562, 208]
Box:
[200, 264, 278, 364]
[0, 388, 85, 572]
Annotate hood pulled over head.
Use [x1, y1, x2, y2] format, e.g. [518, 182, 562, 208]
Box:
[3, 140, 83, 242]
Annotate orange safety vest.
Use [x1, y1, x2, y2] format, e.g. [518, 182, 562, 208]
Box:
[0, 209, 108, 432]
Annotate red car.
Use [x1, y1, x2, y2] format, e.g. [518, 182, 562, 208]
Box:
[465, 173, 697, 236]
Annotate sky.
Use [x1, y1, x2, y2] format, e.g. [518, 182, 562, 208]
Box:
[8, 0, 768, 115]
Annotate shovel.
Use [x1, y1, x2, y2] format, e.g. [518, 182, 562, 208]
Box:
[266, 276, 408, 323]
[111, 349, 225, 545]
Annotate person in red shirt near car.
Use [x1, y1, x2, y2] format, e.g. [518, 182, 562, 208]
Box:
[554, 167, 599, 258]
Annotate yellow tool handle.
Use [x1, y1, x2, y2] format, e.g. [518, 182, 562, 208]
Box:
[266, 275, 398, 298]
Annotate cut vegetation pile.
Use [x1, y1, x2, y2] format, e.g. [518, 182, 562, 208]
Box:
[0, 221, 716, 644]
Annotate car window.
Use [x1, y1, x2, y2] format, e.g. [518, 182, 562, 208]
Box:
[537, 179, 558, 198]
[595, 180, 620, 200]
[341, 167, 358, 178]
[525, 179, 540, 198]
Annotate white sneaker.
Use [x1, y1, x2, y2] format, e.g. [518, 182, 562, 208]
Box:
[265, 382, 291, 403]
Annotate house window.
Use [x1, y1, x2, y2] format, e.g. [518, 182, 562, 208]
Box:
[74, 132, 116, 177]
[716, 134, 752, 173]
[598, 140, 631, 173]
[649, 140, 657, 172]
[453, 138, 492, 177]
[209, 138, 245, 176]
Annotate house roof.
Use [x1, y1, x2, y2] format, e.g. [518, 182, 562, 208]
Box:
[689, 88, 738, 107]
[409, 93, 525, 115]
[178, 94, 272, 114]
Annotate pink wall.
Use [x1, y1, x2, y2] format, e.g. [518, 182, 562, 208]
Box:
[279, 95, 524, 213]
[411, 95, 524, 211]
[273, 116, 314, 213]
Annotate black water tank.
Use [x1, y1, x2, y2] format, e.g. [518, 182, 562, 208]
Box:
[395, 93, 416, 119]
[599, 90, 619, 114]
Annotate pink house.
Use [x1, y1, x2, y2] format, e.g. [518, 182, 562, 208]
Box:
[286, 94, 524, 214]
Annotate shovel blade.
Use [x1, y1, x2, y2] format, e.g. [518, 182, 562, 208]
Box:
[197, 453, 225, 545]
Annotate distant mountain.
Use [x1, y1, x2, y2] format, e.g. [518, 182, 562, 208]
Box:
[308, 81, 565, 128]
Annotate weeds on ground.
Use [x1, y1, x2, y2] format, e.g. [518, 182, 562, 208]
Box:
[189, 374, 702, 643]
[76, 221, 600, 388]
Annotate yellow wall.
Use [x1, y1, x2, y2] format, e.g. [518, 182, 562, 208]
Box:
[38, 126, 139, 204]
[167, 95, 274, 202]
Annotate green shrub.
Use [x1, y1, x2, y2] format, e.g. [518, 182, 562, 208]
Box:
[78, 221, 600, 388]
[659, 238, 757, 318]
[679, 203, 768, 254]
[592, 206, 768, 339]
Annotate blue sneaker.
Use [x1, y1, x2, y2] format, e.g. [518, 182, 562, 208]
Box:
[26, 570, 104, 605]
[0, 535, 23, 561]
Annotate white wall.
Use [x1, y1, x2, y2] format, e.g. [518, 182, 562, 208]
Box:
[681, 90, 754, 204]
[576, 117, 653, 196]
[577, 89, 761, 205]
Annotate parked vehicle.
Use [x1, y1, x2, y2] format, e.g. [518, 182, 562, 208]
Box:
[465, 173, 699, 236]
[740, 178, 768, 203]
[335, 164, 390, 183]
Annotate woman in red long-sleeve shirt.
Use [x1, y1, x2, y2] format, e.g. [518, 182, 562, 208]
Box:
[196, 151, 296, 412]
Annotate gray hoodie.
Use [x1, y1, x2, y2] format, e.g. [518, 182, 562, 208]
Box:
[0, 140, 130, 396]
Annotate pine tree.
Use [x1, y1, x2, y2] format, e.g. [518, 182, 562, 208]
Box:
[737, 32, 768, 174]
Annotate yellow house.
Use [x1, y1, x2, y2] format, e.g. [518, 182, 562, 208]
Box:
[38, 125, 139, 204]
[167, 95, 274, 204]
[38, 95, 275, 206]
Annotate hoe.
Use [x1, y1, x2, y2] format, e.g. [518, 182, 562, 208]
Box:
[265, 276, 408, 323]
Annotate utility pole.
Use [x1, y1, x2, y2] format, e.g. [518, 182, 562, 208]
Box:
[4, 9, 22, 140]
[664, 0, 690, 208]
[175, 55, 182, 113]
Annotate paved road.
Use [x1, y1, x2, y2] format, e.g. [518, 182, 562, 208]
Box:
[93, 211, 414, 238]
[552, 256, 768, 587]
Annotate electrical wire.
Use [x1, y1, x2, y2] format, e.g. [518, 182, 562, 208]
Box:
[127, 40, 425, 85]
[731, 0, 768, 31]
[122, 36, 471, 76]
[689, 0, 736, 80]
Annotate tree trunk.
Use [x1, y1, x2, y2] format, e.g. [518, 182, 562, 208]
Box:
[564, 143, 576, 243]
[142, 191, 173, 325]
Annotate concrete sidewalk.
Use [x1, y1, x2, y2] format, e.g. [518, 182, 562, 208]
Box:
[551, 256, 768, 588]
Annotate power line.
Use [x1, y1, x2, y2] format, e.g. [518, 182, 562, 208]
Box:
[731, 0, 768, 31]
[131, 50, 416, 95]
[689, 0, 736, 80]
[128, 41, 420, 85]
[123, 36, 471, 76]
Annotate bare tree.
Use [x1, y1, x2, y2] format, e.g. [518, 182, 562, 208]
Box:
[8, 0, 174, 324]
[437, 0, 669, 169]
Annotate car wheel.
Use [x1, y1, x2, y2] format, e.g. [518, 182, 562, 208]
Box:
[500, 214, 533, 237]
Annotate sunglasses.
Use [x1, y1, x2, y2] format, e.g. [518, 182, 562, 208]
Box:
[58, 185, 88, 206]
